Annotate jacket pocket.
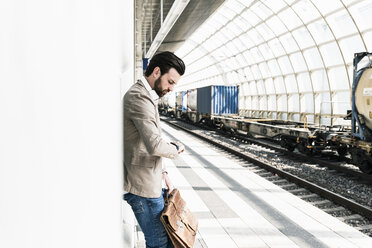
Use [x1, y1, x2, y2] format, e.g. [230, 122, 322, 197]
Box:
[131, 154, 157, 167]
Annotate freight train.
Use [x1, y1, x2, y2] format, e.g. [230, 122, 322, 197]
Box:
[159, 52, 372, 174]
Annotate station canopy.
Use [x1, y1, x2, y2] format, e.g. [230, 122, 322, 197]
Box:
[175, 0, 372, 126]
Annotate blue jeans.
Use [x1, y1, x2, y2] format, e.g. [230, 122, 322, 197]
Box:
[124, 189, 174, 248]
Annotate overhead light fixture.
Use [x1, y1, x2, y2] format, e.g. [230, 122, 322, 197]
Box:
[145, 0, 190, 58]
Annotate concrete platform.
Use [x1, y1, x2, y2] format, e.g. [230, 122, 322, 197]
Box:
[134, 122, 372, 248]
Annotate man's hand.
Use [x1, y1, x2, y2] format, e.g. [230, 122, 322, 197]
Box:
[163, 172, 174, 194]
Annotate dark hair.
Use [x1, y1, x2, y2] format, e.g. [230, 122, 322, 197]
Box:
[145, 51, 185, 77]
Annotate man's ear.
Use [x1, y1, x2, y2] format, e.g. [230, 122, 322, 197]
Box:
[153, 66, 161, 78]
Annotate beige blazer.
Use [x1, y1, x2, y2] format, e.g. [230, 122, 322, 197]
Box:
[124, 80, 178, 198]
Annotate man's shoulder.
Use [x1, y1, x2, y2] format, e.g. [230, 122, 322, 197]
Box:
[124, 81, 153, 105]
[124, 82, 145, 98]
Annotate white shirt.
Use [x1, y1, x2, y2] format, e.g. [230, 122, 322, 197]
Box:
[141, 76, 159, 103]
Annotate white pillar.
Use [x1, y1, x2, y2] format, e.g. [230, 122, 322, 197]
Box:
[0, 0, 133, 247]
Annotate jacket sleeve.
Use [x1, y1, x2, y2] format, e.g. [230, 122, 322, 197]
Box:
[125, 93, 179, 159]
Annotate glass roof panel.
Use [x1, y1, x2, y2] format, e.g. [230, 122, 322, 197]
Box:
[251, 1, 272, 20]
[263, 0, 287, 13]
[239, 32, 255, 49]
[301, 93, 314, 112]
[243, 67, 254, 81]
[279, 33, 299, 53]
[292, 27, 315, 49]
[210, 32, 224, 48]
[225, 0, 246, 14]
[319, 42, 344, 67]
[278, 95, 288, 113]
[232, 37, 245, 52]
[297, 73, 312, 92]
[303, 48, 324, 70]
[311, 0, 343, 15]
[236, 0, 255, 8]
[268, 95, 276, 110]
[265, 78, 275, 94]
[203, 37, 217, 52]
[235, 54, 246, 67]
[311, 69, 329, 91]
[328, 66, 349, 90]
[341, 0, 355, 6]
[258, 43, 275, 60]
[226, 40, 239, 55]
[292, 0, 320, 24]
[363, 31, 372, 52]
[256, 22, 275, 40]
[348, 0, 372, 32]
[247, 29, 264, 45]
[277, 56, 293, 75]
[326, 9, 358, 39]
[274, 77, 286, 94]
[288, 94, 300, 113]
[236, 68, 246, 82]
[218, 5, 238, 20]
[215, 11, 230, 25]
[283, 0, 296, 5]
[242, 50, 255, 66]
[277, 8, 302, 31]
[267, 59, 282, 76]
[289, 52, 307, 72]
[257, 80, 266, 94]
[259, 62, 271, 78]
[268, 38, 286, 57]
[241, 10, 260, 27]
[251, 64, 262, 80]
[333, 92, 351, 110]
[338, 35, 366, 64]
[226, 21, 243, 37]
[175, 41, 194, 58]
[189, 30, 206, 44]
[266, 16, 287, 36]
[232, 16, 250, 31]
[250, 47, 265, 63]
[249, 81, 258, 95]
[307, 19, 334, 44]
[220, 25, 236, 41]
[285, 75, 298, 93]
[215, 31, 230, 45]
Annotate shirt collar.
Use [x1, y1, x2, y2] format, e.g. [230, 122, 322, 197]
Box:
[141, 76, 159, 102]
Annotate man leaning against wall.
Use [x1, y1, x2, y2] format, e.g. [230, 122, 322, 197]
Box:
[123, 51, 186, 248]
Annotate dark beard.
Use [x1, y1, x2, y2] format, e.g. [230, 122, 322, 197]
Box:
[154, 77, 168, 97]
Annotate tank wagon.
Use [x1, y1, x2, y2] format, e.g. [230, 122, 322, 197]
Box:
[158, 91, 176, 117]
[159, 53, 372, 174]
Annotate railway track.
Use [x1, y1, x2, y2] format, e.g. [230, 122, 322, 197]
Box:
[161, 117, 372, 236]
[167, 116, 372, 184]
[227, 130, 372, 185]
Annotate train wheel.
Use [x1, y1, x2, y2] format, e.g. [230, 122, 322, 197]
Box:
[336, 145, 347, 157]
[280, 139, 295, 151]
[297, 142, 313, 155]
[359, 161, 372, 174]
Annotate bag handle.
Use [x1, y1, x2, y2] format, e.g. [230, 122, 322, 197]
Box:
[164, 188, 177, 205]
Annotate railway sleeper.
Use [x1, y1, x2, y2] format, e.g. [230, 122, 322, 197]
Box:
[338, 214, 363, 221]
[323, 206, 346, 213]
[355, 224, 372, 231]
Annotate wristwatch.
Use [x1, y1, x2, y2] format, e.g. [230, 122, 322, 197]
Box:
[170, 142, 179, 151]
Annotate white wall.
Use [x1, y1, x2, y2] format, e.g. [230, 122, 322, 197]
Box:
[0, 0, 133, 247]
